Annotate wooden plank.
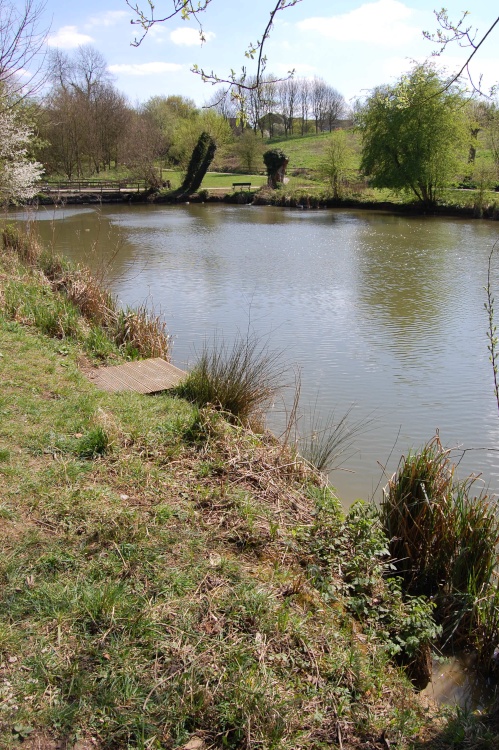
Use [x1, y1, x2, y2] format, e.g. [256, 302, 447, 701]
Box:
[86, 358, 187, 394]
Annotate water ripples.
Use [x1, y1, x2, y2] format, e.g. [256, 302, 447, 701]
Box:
[24, 203, 499, 505]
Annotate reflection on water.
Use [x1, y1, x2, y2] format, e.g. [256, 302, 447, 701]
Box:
[15, 203, 499, 505]
[422, 654, 499, 709]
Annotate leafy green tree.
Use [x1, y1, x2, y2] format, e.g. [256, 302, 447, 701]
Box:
[485, 100, 499, 174]
[319, 130, 353, 199]
[235, 129, 265, 173]
[359, 64, 467, 208]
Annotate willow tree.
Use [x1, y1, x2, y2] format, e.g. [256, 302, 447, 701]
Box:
[359, 65, 467, 208]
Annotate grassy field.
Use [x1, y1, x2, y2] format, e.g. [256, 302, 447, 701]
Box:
[200, 173, 267, 190]
[2, 231, 499, 748]
[267, 131, 361, 172]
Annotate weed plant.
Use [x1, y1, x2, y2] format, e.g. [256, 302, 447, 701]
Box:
[113, 305, 170, 360]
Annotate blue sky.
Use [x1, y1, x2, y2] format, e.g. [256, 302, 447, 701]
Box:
[23, 0, 499, 105]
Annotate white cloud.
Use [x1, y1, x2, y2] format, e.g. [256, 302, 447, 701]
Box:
[148, 25, 169, 41]
[298, 0, 419, 47]
[108, 62, 183, 76]
[47, 26, 94, 49]
[170, 27, 215, 46]
[86, 11, 129, 28]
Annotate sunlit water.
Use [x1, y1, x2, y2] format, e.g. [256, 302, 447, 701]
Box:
[15, 202, 499, 506]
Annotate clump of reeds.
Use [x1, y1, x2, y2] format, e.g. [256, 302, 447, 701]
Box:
[2, 223, 41, 265]
[112, 305, 170, 360]
[299, 403, 370, 472]
[381, 435, 499, 661]
[177, 333, 286, 426]
[54, 267, 116, 327]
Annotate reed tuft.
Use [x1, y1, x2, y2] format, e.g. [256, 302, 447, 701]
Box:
[112, 305, 170, 360]
[381, 435, 499, 661]
[177, 333, 286, 426]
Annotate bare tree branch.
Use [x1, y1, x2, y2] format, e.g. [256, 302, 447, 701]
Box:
[424, 10, 499, 97]
[0, 0, 49, 103]
[126, 0, 302, 93]
[126, 0, 212, 47]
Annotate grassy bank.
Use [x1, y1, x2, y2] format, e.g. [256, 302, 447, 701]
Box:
[1, 232, 499, 749]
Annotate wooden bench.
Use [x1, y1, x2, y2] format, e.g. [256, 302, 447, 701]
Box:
[232, 182, 252, 191]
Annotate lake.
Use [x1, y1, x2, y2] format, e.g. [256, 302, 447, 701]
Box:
[16, 202, 499, 505]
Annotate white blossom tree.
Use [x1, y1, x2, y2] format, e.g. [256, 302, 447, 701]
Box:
[0, 105, 43, 202]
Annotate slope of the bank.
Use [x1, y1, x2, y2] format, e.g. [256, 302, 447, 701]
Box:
[1, 243, 498, 750]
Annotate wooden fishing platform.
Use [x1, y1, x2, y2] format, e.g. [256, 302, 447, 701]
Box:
[86, 358, 187, 394]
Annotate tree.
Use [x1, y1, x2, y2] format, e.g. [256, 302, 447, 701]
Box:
[311, 77, 329, 133]
[178, 130, 216, 196]
[0, 0, 48, 103]
[235, 129, 264, 173]
[120, 108, 164, 186]
[0, 104, 43, 201]
[299, 78, 310, 135]
[275, 77, 298, 137]
[359, 64, 467, 208]
[466, 99, 490, 164]
[483, 99, 499, 174]
[263, 148, 288, 188]
[42, 47, 131, 177]
[323, 85, 345, 132]
[319, 130, 352, 199]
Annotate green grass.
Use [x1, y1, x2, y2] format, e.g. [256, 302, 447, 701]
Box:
[267, 130, 361, 171]
[200, 171, 267, 188]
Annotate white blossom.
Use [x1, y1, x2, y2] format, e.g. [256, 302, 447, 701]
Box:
[0, 106, 43, 202]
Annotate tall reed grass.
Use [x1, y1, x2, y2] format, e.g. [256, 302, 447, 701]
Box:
[381, 436, 499, 662]
[177, 333, 286, 426]
[299, 403, 371, 472]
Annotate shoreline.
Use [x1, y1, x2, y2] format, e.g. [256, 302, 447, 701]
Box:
[32, 188, 499, 221]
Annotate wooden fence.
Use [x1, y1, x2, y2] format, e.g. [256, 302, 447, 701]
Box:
[39, 180, 148, 194]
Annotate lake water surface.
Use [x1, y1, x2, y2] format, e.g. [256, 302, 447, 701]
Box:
[17, 203, 499, 505]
